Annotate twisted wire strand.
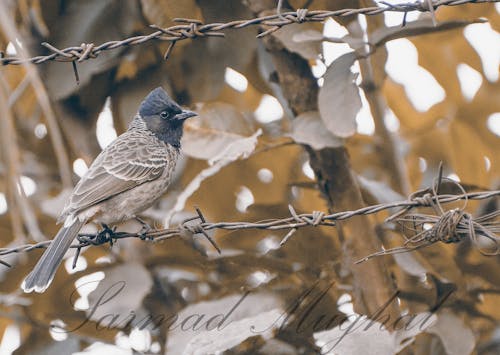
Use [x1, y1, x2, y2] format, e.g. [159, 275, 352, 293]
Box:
[0, 189, 497, 265]
[0, 0, 497, 66]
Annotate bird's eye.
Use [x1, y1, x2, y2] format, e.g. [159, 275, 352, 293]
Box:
[160, 111, 169, 119]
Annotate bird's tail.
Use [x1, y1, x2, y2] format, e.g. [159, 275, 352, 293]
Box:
[22, 217, 85, 293]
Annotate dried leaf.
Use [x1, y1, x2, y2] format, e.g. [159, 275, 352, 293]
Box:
[209, 129, 262, 165]
[74, 342, 133, 355]
[392, 253, 428, 278]
[183, 308, 283, 354]
[38, 338, 80, 355]
[274, 24, 323, 60]
[426, 311, 476, 355]
[318, 52, 361, 138]
[292, 29, 324, 43]
[314, 319, 396, 355]
[314, 313, 437, 355]
[166, 292, 283, 354]
[86, 263, 153, 323]
[182, 102, 254, 161]
[289, 111, 344, 149]
[166, 129, 262, 223]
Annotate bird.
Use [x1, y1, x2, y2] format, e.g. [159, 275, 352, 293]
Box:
[22, 87, 196, 293]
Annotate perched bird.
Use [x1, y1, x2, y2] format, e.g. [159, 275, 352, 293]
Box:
[22, 87, 196, 293]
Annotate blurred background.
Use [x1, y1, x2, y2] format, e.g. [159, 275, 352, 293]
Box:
[0, 0, 499, 354]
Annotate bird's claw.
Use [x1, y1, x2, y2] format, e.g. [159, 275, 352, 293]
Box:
[97, 224, 117, 245]
[135, 217, 152, 240]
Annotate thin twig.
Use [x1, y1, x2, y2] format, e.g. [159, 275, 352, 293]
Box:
[0, 74, 45, 242]
[356, 17, 411, 195]
[0, 4, 73, 189]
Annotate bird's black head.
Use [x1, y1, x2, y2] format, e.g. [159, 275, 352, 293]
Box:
[138, 87, 196, 148]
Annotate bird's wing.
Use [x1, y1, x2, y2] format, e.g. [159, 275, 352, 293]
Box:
[61, 131, 170, 219]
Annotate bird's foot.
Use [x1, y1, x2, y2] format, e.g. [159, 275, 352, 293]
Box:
[99, 223, 118, 246]
[77, 224, 117, 246]
[135, 217, 153, 240]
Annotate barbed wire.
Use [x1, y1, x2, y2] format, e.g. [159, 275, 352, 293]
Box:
[0, 184, 498, 267]
[0, 0, 498, 67]
[356, 174, 500, 263]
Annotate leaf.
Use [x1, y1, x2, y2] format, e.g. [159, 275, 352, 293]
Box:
[292, 29, 324, 43]
[183, 308, 283, 354]
[74, 342, 133, 355]
[392, 253, 428, 278]
[37, 338, 80, 355]
[314, 313, 437, 355]
[166, 292, 283, 354]
[426, 311, 476, 355]
[273, 24, 323, 60]
[318, 52, 362, 138]
[86, 263, 153, 323]
[289, 111, 344, 150]
[208, 129, 262, 165]
[166, 129, 261, 224]
[314, 319, 396, 355]
[181, 102, 255, 161]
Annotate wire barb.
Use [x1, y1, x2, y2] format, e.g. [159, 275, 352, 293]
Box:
[71, 61, 79, 85]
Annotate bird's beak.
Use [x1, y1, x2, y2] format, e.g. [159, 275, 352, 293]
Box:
[176, 110, 197, 121]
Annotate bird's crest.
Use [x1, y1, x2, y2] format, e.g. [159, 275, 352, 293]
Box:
[139, 87, 173, 116]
